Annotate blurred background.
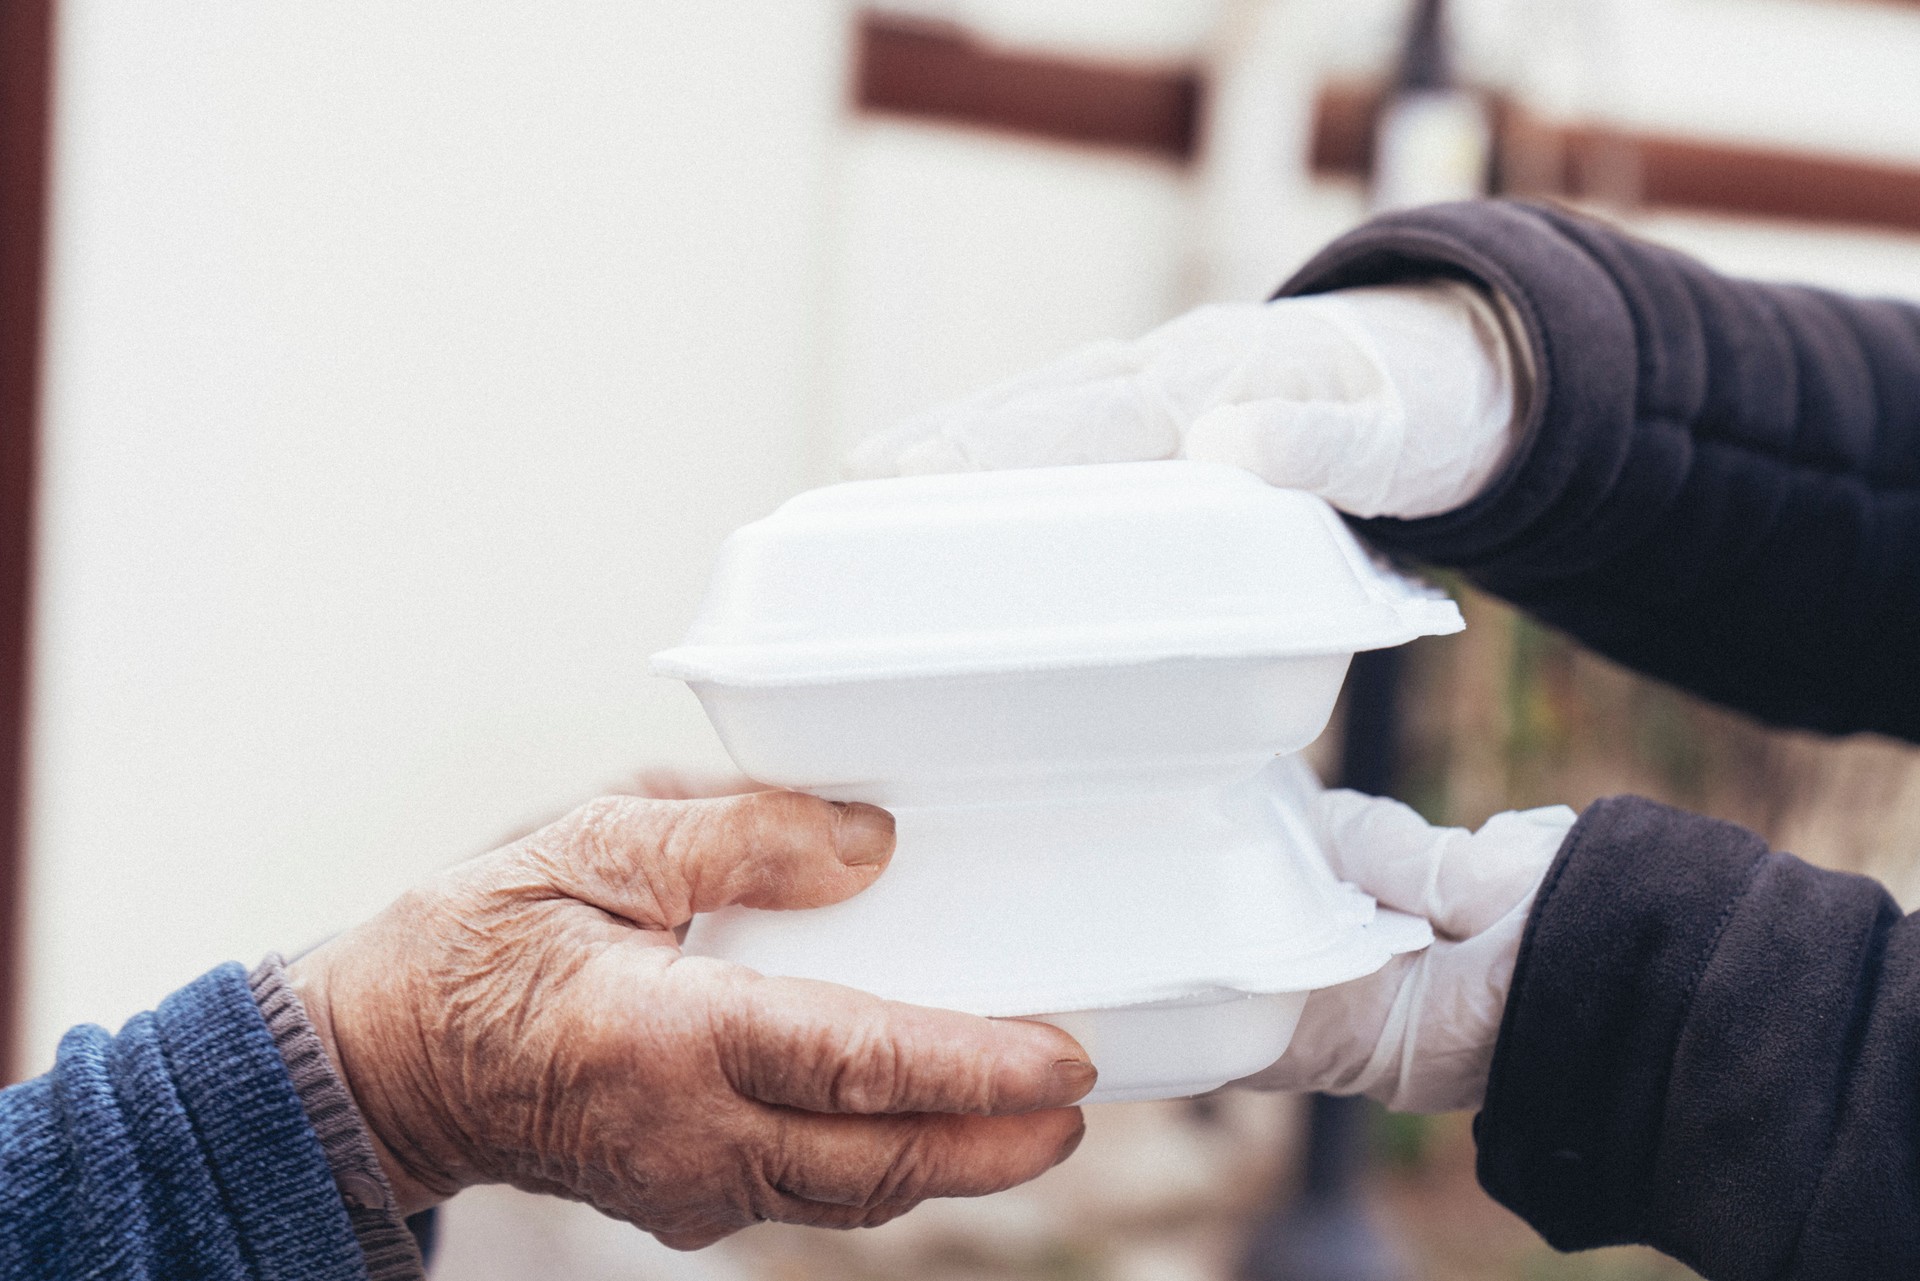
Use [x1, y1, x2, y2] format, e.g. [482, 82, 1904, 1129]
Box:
[6, 1, 1920, 1278]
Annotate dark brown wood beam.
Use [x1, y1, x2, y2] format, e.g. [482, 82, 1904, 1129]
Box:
[1, 0, 55, 1084]
[1311, 79, 1920, 236]
[1505, 109, 1920, 233]
[856, 10, 1920, 235]
[854, 11, 1203, 162]
[1307, 79, 1384, 181]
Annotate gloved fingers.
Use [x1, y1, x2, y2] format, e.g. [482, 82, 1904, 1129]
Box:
[846, 282, 1521, 524]
[1246, 929, 1522, 1112]
[1311, 789, 1467, 928]
[844, 339, 1140, 478]
[849, 371, 1182, 477]
[844, 298, 1375, 481]
[1329, 948, 1427, 1105]
[1431, 806, 1573, 937]
[1135, 297, 1382, 410]
[1367, 902, 1537, 1113]
[1131, 300, 1274, 362]
[1177, 285, 1517, 519]
[959, 336, 1139, 407]
[1340, 941, 1512, 1114]
[1314, 789, 1570, 940]
[1183, 395, 1411, 516]
[846, 399, 995, 480]
[844, 403, 974, 481]
[1231, 953, 1410, 1094]
[1237, 793, 1555, 1112]
[1313, 283, 1524, 517]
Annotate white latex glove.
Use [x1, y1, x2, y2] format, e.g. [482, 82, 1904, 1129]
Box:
[1237, 787, 1575, 1113]
[848, 281, 1529, 520]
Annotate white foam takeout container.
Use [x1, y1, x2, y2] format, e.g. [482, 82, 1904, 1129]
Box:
[654, 462, 1460, 1102]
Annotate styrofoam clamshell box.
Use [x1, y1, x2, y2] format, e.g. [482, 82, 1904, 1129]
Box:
[654, 461, 1459, 1102]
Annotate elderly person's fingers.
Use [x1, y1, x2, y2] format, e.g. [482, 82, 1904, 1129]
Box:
[651, 1202, 916, 1252]
[647, 1109, 1084, 1250]
[519, 790, 896, 929]
[652, 1226, 745, 1253]
[759, 1108, 1085, 1210]
[717, 970, 1096, 1115]
[292, 787, 1099, 1240]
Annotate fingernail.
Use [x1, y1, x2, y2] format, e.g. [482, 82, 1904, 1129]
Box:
[1047, 1058, 1098, 1104]
[1055, 1116, 1088, 1165]
[831, 802, 896, 866]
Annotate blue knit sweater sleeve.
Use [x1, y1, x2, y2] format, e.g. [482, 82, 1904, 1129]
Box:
[0, 963, 368, 1280]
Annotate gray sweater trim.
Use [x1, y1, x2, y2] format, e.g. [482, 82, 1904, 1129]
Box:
[250, 955, 428, 1281]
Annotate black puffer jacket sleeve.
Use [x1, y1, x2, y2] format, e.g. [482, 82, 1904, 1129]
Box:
[1277, 199, 1920, 742]
[1484, 796, 1920, 1280]
[1277, 201, 1920, 1279]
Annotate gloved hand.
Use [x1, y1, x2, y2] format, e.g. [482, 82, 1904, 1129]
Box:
[1238, 785, 1575, 1112]
[847, 281, 1528, 520]
[288, 790, 1093, 1249]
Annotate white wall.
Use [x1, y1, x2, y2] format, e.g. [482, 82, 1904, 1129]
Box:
[26, 1, 850, 1071]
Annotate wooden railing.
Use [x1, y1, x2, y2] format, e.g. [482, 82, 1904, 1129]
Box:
[1312, 79, 1920, 236]
[855, 13, 1204, 161]
[856, 10, 1920, 236]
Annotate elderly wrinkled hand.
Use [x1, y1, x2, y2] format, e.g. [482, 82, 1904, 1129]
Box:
[848, 282, 1525, 521]
[286, 790, 1094, 1250]
[1237, 784, 1573, 1113]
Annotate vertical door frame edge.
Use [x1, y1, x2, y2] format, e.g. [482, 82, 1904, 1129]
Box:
[1, 0, 58, 1083]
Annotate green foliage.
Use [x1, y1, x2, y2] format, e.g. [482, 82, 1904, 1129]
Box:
[1369, 1104, 1435, 1172]
[1503, 613, 1577, 805]
[1030, 1242, 1103, 1281]
[1628, 681, 1710, 804]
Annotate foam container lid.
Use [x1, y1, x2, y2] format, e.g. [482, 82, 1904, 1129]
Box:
[653, 462, 1462, 687]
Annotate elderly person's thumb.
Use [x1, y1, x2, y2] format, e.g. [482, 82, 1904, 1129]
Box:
[518, 790, 897, 931]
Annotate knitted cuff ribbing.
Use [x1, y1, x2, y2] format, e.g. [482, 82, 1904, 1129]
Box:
[249, 955, 427, 1281]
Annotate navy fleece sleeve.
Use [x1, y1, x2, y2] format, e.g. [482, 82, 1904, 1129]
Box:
[1477, 797, 1920, 1280]
[0, 964, 368, 1279]
[1278, 200, 1920, 742]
